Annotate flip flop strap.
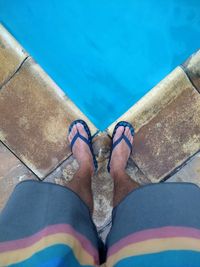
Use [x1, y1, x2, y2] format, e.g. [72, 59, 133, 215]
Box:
[112, 134, 132, 152]
[70, 132, 91, 150]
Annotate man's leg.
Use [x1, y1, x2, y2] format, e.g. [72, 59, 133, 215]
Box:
[109, 126, 139, 207]
[67, 123, 94, 212]
[0, 122, 101, 267]
[106, 125, 200, 267]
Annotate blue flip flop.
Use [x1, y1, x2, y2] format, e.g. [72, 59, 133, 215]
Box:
[107, 121, 134, 172]
[68, 119, 98, 172]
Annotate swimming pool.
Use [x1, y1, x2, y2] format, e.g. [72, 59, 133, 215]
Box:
[0, 0, 200, 130]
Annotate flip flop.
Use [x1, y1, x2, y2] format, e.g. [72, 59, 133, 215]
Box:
[68, 119, 98, 172]
[107, 121, 134, 172]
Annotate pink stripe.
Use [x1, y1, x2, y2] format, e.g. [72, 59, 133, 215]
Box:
[108, 226, 200, 256]
[0, 224, 98, 263]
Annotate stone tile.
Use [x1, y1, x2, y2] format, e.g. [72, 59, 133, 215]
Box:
[167, 152, 200, 187]
[107, 67, 200, 181]
[91, 133, 113, 228]
[0, 57, 97, 179]
[44, 155, 79, 185]
[0, 24, 27, 88]
[0, 142, 37, 211]
[182, 49, 200, 93]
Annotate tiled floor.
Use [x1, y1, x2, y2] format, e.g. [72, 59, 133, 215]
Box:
[0, 24, 200, 229]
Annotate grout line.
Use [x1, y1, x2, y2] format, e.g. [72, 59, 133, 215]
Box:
[0, 140, 75, 181]
[41, 153, 73, 180]
[0, 140, 41, 180]
[180, 65, 200, 94]
[92, 129, 101, 138]
[160, 149, 200, 183]
[0, 56, 29, 91]
[104, 128, 112, 137]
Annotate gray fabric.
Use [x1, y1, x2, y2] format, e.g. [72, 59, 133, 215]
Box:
[106, 182, 200, 247]
[0, 180, 99, 248]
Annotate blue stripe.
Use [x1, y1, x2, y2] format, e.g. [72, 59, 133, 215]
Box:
[9, 244, 94, 267]
[114, 250, 200, 267]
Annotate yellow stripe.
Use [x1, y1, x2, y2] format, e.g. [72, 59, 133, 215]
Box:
[0, 233, 95, 266]
[107, 237, 200, 267]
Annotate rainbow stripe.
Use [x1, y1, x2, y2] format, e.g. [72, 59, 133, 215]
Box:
[111, 251, 200, 267]
[107, 226, 200, 267]
[0, 223, 99, 266]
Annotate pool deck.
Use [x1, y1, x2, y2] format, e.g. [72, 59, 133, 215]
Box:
[0, 24, 200, 230]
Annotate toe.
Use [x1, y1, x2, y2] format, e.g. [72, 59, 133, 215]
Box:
[68, 132, 72, 143]
[125, 127, 131, 139]
[125, 127, 134, 146]
[126, 127, 132, 141]
[113, 126, 124, 142]
[68, 130, 75, 143]
[76, 123, 88, 139]
[72, 124, 78, 140]
[130, 134, 133, 144]
[68, 124, 77, 143]
[124, 126, 130, 136]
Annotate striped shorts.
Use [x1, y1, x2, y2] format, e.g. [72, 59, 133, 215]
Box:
[1, 180, 200, 266]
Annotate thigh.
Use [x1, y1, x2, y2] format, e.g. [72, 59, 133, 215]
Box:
[0, 180, 101, 267]
[106, 183, 200, 267]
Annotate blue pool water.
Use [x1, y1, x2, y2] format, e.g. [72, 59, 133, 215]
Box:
[0, 0, 200, 130]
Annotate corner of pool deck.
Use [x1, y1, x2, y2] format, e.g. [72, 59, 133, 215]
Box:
[0, 24, 200, 228]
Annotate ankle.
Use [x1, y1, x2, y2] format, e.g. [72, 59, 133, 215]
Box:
[110, 167, 126, 179]
[78, 162, 94, 176]
[113, 177, 140, 207]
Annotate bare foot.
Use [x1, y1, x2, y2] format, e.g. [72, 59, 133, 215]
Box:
[67, 122, 94, 212]
[68, 123, 94, 174]
[109, 125, 139, 207]
[109, 126, 133, 176]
